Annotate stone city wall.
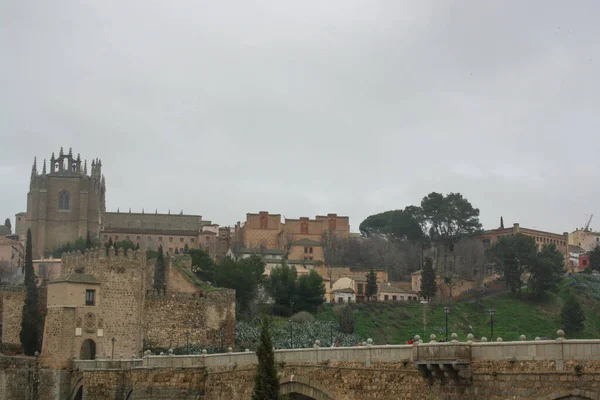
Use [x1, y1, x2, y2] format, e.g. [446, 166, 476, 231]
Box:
[142, 289, 236, 351]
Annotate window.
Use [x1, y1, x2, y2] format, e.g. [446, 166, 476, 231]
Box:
[169, 237, 173, 242]
[384, 295, 389, 301]
[357, 284, 364, 294]
[206, 236, 211, 241]
[136, 236, 141, 241]
[309, 247, 313, 254]
[338, 297, 344, 304]
[115, 235, 119, 241]
[304, 247, 308, 253]
[148, 236, 152, 241]
[104, 235, 108, 240]
[58, 191, 70, 210]
[482, 239, 491, 249]
[180, 238, 184, 242]
[85, 290, 96, 306]
[392, 296, 397, 301]
[158, 237, 163, 242]
[190, 238, 195, 243]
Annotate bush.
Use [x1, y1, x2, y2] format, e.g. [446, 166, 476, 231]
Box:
[584, 266, 593, 275]
[291, 311, 314, 324]
[560, 293, 586, 336]
[334, 304, 355, 334]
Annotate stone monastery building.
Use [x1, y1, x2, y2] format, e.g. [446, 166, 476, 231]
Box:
[16, 147, 228, 259]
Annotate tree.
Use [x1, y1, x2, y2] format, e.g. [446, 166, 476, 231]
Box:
[295, 270, 325, 313]
[190, 248, 216, 282]
[588, 246, 600, 271]
[266, 263, 298, 315]
[183, 243, 189, 254]
[136, 242, 140, 250]
[560, 293, 586, 336]
[20, 229, 42, 355]
[153, 246, 166, 294]
[365, 268, 378, 301]
[85, 231, 92, 248]
[421, 192, 482, 298]
[336, 304, 355, 334]
[528, 243, 564, 298]
[4, 218, 11, 233]
[489, 234, 537, 296]
[420, 257, 437, 300]
[251, 314, 279, 400]
[213, 255, 265, 312]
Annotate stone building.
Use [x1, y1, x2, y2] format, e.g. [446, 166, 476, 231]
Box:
[16, 148, 106, 259]
[233, 211, 350, 263]
[15, 148, 231, 260]
[36, 247, 235, 369]
[475, 221, 570, 271]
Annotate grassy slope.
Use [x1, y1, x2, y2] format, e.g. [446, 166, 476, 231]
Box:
[308, 276, 600, 345]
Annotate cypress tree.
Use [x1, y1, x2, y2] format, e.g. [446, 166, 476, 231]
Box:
[183, 243, 189, 254]
[420, 257, 437, 301]
[251, 314, 279, 400]
[136, 242, 140, 250]
[153, 246, 166, 294]
[561, 293, 586, 336]
[4, 218, 11, 233]
[20, 229, 42, 355]
[85, 231, 92, 248]
[365, 268, 378, 301]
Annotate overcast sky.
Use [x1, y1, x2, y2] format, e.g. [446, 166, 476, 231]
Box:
[1, 1, 599, 233]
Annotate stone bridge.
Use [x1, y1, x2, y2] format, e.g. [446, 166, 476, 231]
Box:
[3, 333, 600, 399]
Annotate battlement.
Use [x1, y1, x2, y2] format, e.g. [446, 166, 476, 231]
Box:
[60, 246, 147, 277]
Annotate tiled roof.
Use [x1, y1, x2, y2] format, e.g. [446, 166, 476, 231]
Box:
[239, 248, 284, 255]
[332, 288, 355, 294]
[49, 272, 99, 285]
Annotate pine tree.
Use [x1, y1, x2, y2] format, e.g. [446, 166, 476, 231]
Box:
[365, 268, 378, 301]
[153, 246, 166, 295]
[85, 231, 92, 248]
[251, 314, 279, 400]
[561, 293, 586, 336]
[420, 257, 437, 301]
[20, 229, 42, 355]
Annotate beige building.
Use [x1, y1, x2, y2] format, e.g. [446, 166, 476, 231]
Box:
[476, 222, 570, 270]
[379, 282, 419, 302]
[569, 229, 600, 252]
[232, 211, 350, 263]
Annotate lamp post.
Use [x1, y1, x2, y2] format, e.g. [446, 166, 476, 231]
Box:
[186, 331, 190, 355]
[289, 319, 294, 349]
[111, 337, 116, 360]
[488, 308, 496, 340]
[443, 307, 450, 342]
[330, 321, 334, 346]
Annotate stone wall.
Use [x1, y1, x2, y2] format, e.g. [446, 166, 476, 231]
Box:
[0, 356, 70, 400]
[142, 289, 235, 350]
[0, 287, 26, 348]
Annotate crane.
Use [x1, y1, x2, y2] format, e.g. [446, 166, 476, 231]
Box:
[584, 214, 594, 231]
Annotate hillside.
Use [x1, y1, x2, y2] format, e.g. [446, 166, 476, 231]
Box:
[316, 274, 600, 344]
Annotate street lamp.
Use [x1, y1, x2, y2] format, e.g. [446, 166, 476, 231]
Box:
[186, 331, 190, 355]
[289, 319, 294, 349]
[443, 307, 450, 342]
[111, 337, 116, 360]
[488, 308, 496, 340]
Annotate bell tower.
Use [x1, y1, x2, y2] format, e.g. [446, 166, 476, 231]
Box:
[17, 147, 106, 258]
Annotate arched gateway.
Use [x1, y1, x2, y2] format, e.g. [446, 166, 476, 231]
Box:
[80, 339, 96, 360]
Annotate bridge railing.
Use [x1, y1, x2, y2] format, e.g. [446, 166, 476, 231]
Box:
[470, 339, 600, 361]
[74, 359, 143, 370]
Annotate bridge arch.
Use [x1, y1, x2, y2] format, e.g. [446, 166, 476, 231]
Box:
[280, 377, 334, 400]
[550, 391, 599, 400]
[70, 377, 83, 400]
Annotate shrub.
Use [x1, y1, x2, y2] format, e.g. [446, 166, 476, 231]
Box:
[336, 304, 355, 334]
[583, 266, 593, 275]
[291, 311, 314, 324]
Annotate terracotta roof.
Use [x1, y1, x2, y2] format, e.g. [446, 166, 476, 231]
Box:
[102, 227, 199, 236]
[239, 248, 284, 255]
[380, 285, 416, 294]
[49, 272, 99, 285]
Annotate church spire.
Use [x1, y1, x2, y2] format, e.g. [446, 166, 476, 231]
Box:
[30, 157, 37, 180]
[500, 216, 504, 229]
[83, 160, 87, 175]
[42, 159, 47, 174]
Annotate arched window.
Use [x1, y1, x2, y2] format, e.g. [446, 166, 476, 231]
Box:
[58, 191, 70, 210]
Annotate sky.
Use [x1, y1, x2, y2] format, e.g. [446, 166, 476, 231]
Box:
[1, 1, 599, 234]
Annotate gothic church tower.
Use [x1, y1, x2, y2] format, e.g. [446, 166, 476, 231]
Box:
[15, 147, 106, 258]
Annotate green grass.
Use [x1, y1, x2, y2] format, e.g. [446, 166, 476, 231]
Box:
[309, 276, 600, 345]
